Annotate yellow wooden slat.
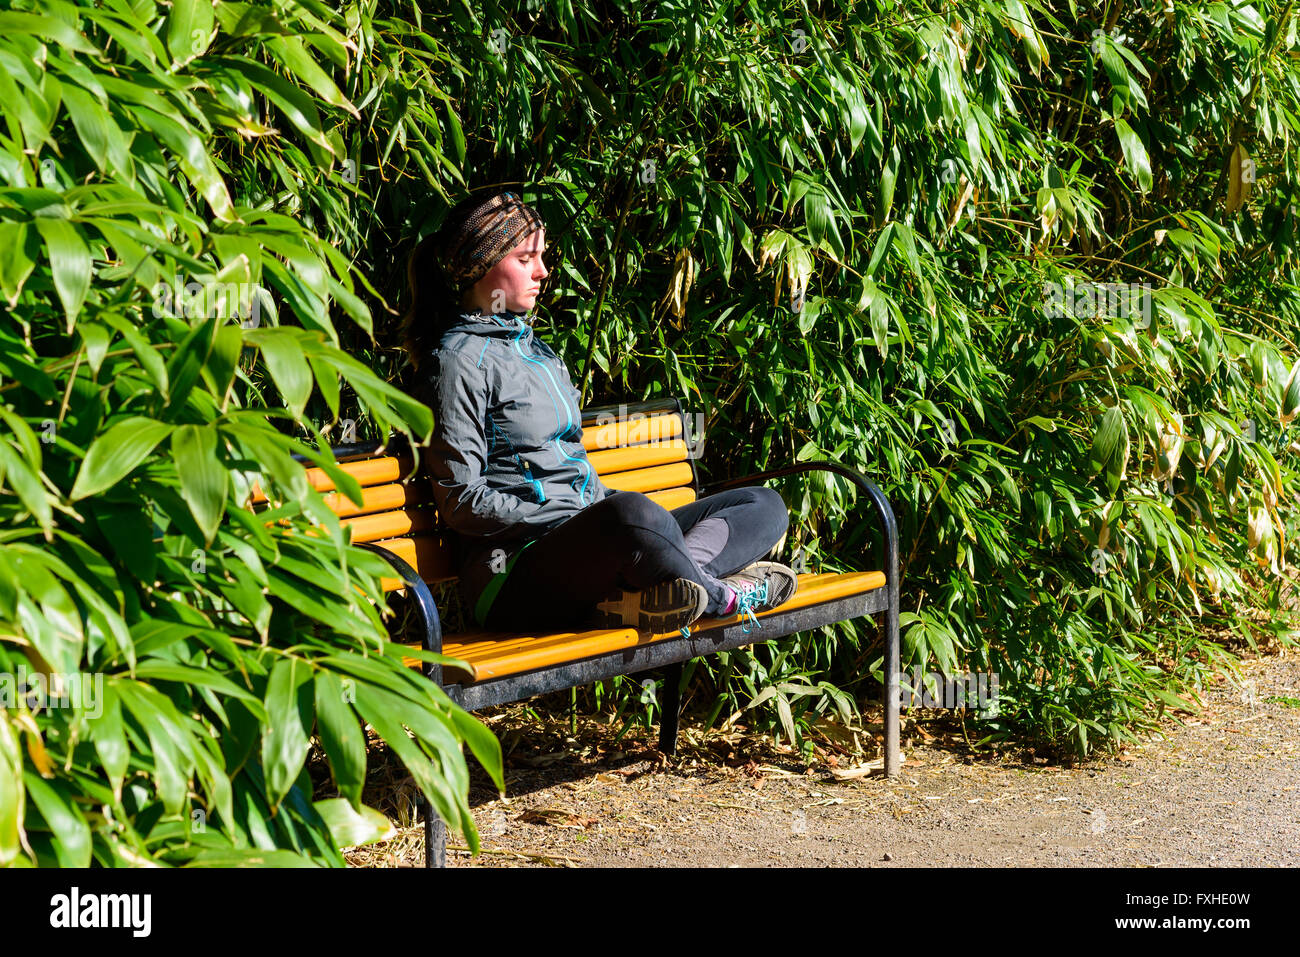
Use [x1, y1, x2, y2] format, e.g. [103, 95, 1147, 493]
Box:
[340, 507, 437, 544]
[322, 481, 433, 520]
[588, 440, 688, 475]
[645, 487, 695, 510]
[583, 413, 682, 453]
[404, 571, 887, 680]
[603, 462, 694, 494]
[249, 455, 416, 504]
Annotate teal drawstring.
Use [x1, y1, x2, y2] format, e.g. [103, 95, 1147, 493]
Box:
[733, 580, 770, 635]
[680, 625, 691, 639]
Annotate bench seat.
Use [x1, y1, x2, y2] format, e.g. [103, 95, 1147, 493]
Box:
[408, 571, 887, 683]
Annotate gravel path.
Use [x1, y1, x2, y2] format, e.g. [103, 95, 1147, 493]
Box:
[346, 650, 1300, 867]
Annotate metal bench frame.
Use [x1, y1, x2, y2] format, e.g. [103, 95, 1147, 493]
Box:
[311, 397, 900, 867]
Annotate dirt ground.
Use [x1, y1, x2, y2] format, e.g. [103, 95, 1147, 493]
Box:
[343, 649, 1300, 868]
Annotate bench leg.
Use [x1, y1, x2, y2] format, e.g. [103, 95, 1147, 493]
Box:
[884, 598, 901, 778]
[423, 797, 446, 868]
[657, 661, 684, 755]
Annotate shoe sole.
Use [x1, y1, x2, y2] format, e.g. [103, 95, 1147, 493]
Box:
[589, 578, 709, 634]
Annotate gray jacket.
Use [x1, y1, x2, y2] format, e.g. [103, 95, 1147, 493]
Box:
[414, 309, 613, 625]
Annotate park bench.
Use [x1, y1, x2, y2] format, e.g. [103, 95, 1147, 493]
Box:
[266, 397, 899, 866]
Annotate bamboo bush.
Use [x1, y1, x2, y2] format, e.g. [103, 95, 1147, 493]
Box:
[0, 0, 502, 867]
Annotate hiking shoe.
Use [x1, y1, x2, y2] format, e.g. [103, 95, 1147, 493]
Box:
[719, 561, 799, 634]
[586, 577, 709, 635]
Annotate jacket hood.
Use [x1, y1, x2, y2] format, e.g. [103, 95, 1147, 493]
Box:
[425, 308, 543, 369]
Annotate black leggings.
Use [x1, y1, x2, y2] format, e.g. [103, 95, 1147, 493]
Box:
[481, 486, 791, 633]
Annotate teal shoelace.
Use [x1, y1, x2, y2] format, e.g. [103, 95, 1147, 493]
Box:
[733, 579, 771, 635]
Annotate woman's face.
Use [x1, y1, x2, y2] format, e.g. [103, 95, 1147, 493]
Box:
[463, 227, 549, 316]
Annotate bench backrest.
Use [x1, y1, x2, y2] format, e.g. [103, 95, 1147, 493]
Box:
[254, 400, 700, 592]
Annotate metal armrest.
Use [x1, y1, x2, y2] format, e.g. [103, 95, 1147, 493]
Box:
[700, 461, 897, 573]
[699, 460, 901, 777]
[354, 542, 444, 687]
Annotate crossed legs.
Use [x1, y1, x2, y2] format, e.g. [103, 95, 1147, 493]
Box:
[481, 487, 790, 633]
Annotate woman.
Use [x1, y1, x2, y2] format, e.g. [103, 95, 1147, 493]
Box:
[399, 190, 798, 637]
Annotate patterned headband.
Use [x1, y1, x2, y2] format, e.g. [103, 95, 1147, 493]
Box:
[434, 191, 545, 293]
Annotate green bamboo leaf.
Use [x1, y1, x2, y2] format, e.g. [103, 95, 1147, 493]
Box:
[445, 97, 467, 164]
[446, 707, 505, 793]
[261, 659, 312, 811]
[213, 566, 273, 641]
[91, 499, 156, 585]
[70, 416, 175, 500]
[0, 11, 98, 54]
[132, 104, 235, 221]
[163, 315, 219, 416]
[875, 145, 898, 225]
[115, 682, 191, 816]
[171, 424, 228, 545]
[0, 442, 53, 534]
[33, 218, 91, 334]
[1281, 359, 1300, 423]
[0, 221, 37, 306]
[1020, 416, 1058, 432]
[204, 324, 243, 410]
[131, 662, 260, 707]
[313, 798, 395, 849]
[314, 672, 366, 808]
[8, 571, 82, 677]
[1152, 688, 1199, 712]
[88, 686, 129, 801]
[23, 774, 91, 868]
[214, 56, 336, 155]
[353, 687, 475, 852]
[308, 348, 433, 439]
[893, 222, 924, 285]
[99, 314, 169, 395]
[1114, 117, 1153, 194]
[167, 0, 215, 65]
[0, 714, 23, 867]
[250, 328, 313, 420]
[265, 35, 358, 115]
[79, 7, 164, 63]
[775, 692, 796, 744]
[865, 222, 894, 277]
[1088, 405, 1126, 476]
[61, 83, 133, 179]
[307, 353, 340, 421]
[224, 421, 311, 500]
